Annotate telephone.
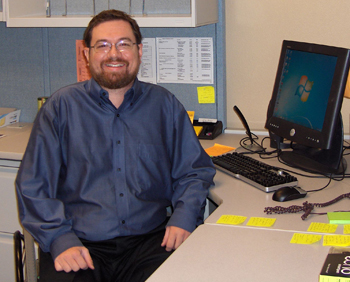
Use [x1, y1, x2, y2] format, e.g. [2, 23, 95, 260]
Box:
[193, 120, 223, 140]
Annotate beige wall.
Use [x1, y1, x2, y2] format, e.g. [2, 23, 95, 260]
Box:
[226, 0, 350, 134]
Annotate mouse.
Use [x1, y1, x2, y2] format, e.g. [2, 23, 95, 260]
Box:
[272, 186, 307, 202]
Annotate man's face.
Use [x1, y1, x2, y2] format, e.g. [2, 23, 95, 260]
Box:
[84, 20, 143, 91]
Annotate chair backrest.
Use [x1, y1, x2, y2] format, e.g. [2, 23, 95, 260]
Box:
[14, 231, 24, 282]
[14, 229, 38, 282]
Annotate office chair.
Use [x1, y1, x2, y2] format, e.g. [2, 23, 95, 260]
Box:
[14, 229, 38, 282]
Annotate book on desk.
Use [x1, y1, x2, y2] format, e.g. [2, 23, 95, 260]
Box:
[319, 247, 350, 282]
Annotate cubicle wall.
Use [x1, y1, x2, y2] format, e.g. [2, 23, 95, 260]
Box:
[0, 0, 226, 127]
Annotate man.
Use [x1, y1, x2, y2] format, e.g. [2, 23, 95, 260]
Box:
[16, 9, 215, 282]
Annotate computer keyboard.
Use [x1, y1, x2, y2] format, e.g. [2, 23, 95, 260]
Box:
[211, 152, 298, 192]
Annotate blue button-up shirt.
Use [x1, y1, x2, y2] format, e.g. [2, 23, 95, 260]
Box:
[16, 78, 216, 259]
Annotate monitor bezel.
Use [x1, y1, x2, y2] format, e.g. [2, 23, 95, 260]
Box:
[265, 40, 350, 150]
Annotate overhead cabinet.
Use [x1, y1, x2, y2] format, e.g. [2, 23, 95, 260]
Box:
[5, 0, 218, 27]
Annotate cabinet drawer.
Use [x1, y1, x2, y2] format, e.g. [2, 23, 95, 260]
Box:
[0, 166, 22, 232]
[0, 232, 16, 282]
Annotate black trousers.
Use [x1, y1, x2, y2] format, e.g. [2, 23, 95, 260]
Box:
[39, 221, 173, 282]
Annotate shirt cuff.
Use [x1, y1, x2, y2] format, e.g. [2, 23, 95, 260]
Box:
[167, 208, 203, 233]
[50, 232, 83, 260]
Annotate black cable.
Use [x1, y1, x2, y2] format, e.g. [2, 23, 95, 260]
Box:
[238, 134, 350, 193]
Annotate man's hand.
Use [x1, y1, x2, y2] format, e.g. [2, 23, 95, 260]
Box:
[161, 226, 191, 252]
[54, 246, 94, 273]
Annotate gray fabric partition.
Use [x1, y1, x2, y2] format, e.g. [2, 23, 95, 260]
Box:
[0, 0, 226, 127]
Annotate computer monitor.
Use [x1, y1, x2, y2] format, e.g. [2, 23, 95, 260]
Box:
[265, 40, 350, 175]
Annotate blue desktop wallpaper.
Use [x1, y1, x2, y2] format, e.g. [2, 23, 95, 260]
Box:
[273, 49, 337, 131]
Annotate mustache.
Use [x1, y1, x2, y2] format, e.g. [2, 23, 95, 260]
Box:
[103, 59, 129, 65]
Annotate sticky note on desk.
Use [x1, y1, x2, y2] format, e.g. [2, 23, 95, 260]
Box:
[197, 86, 215, 104]
[246, 217, 276, 227]
[328, 212, 350, 224]
[290, 233, 322, 244]
[308, 222, 338, 233]
[216, 215, 247, 225]
[205, 143, 235, 157]
[344, 225, 350, 234]
[323, 235, 350, 246]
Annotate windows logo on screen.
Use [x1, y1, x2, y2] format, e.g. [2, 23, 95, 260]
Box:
[295, 75, 313, 102]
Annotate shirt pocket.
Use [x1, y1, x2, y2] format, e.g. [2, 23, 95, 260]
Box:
[136, 144, 172, 197]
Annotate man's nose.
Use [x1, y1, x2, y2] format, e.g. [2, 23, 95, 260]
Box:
[108, 44, 122, 57]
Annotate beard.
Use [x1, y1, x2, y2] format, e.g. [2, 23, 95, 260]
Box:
[90, 58, 139, 90]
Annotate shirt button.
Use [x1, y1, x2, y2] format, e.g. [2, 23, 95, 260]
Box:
[117, 168, 121, 172]
[117, 114, 120, 117]
[117, 140, 121, 144]
[122, 220, 126, 224]
[119, 193, 124, 197]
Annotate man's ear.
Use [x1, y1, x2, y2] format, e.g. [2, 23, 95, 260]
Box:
[83, 48, 90, 65]
[138, 43, 143, 59]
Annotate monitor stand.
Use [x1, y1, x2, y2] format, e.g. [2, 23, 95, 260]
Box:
[277, 116, 347, 175]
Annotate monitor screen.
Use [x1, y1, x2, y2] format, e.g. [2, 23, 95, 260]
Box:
[273, 49, 337, 132]
[265, 40, 350, 174]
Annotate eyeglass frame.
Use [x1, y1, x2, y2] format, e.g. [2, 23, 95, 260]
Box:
[90, 39, 138, 53]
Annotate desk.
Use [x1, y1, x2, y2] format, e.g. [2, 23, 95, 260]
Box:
[0, 122, 33, 160]
[202, 133, 350, 234]
[147, 224, 330, 282]
[147, 132, 350, 281]
[206, 170, 350, 234]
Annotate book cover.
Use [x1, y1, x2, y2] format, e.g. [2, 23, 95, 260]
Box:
[320, 248, 350, 282]
[328, 212, 350, 224]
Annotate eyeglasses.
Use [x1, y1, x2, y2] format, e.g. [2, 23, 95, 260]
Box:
[90, 40, 137, 53]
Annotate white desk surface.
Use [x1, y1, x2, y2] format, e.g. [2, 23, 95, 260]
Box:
[148, 132, 350, 281]
[147, 224, 330, 282]
[206, 169, 350, 234]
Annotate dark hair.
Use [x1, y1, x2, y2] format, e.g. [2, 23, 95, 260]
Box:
[83, 9, 142, 47]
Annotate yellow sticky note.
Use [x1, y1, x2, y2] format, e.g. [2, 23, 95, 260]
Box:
[216, 215, 247, 225]
[290, 233, 322, 244]
[323, 235, 350, 246]
[197, 86, 215, 104]
[308, 222, 338, 233]
[187, 111, 195, 124]
[247, 217, 276, 227]
[205, 143, 235, 157]
[344, 225, 350, 234]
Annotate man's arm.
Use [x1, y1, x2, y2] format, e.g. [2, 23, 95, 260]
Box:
[166, 99, 216, 234]
[16, 99, 82, 259]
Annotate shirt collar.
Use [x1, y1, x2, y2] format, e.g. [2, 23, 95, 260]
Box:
[85, 78, 143, 108]
[85, 78, 104, 104]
